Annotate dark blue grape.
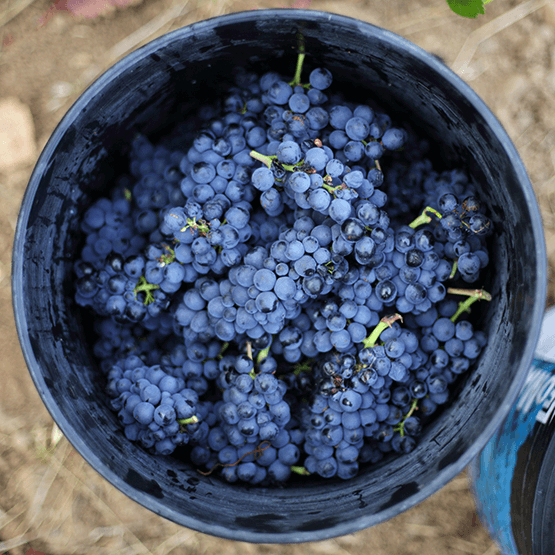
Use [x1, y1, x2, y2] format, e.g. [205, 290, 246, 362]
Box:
[309, 68, 333, 90]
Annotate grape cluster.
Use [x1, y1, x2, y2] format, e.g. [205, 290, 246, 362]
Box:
[73, 54, 493, 483]
[106, 359, 204, 455]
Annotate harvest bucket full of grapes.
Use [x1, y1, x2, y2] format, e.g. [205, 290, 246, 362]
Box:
[12, 9, 547, 543]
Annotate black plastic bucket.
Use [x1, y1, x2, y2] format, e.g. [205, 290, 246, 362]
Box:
[12, 9, 547, 543]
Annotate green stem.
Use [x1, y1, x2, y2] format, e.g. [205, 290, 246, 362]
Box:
[256, 344, 271, 365]
[177, 415, 199, 425]
[289, 33, 306, 87]
[449, 260, 458, 280]
[159, 244, 176, 266]
[249, 150, 300, 172]
[409, 206, 443, 229]
[290, 52, 305, 87]
[394, 399, 418, 438]
[448, 288, 492, 322]
[249, 150, 274, 169]
[291, 465, 311, 476]
[133, 276, 160, 305]
[362, 314, 403, 349]
[322, 179, 351, 196]
[180, 217, 210, 235]
[217, 342, 229, 360]
[293, 359, 313, 376]
[322, 182, 344, 195]
[245, 341, 257, 380]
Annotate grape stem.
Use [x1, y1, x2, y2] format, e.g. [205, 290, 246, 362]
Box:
[448, 288, 492, 322]
[293, 359, 313, 376]
[289, 32, 306, 87]
[181, 217, 210, 236]
[291, 465, 311, 476]
[394, 399, 418, 438]
[249, 150, 301, 172]
[324, 260, 334, 274]
[157, 244, 176, 267]
[362, 314, 403, 349]
[248, 343, 272, 379]
[133, 276, 160, 305]
[290, 52, 305, 88]
[449, 260, 458, 279]
[322, 181, 348, 195]
[217, 342, 229, 360]
[244, 341, 257, 379]
[246, 341, 253, 361]
[409, 206, 442, 229]
[177, 415, 199, 426]
[256, 344, 271, 364]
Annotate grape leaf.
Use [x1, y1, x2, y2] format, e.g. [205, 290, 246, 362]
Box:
[446, 0, 486, 18]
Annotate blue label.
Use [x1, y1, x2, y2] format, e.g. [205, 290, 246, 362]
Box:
[469, 359, 555, 555]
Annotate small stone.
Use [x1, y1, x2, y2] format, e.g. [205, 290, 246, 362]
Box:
[0, 97, 36, 172]
[51, 81, 73, 99]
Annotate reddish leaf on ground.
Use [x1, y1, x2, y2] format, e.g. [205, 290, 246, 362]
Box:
[65, 0, 115, 18]
[38, 0, 140, 25]
[2, 33, 15, 47]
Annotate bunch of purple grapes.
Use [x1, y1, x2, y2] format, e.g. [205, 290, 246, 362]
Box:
[73, 54, 493, 483]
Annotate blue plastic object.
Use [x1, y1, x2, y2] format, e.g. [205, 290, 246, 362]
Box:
[469, 308, 555, 555]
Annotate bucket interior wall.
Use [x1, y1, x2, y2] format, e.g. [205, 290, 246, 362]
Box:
[13, 10, 546, 543]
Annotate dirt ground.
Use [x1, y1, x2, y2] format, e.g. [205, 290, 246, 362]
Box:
[1, 0, 554, 553]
